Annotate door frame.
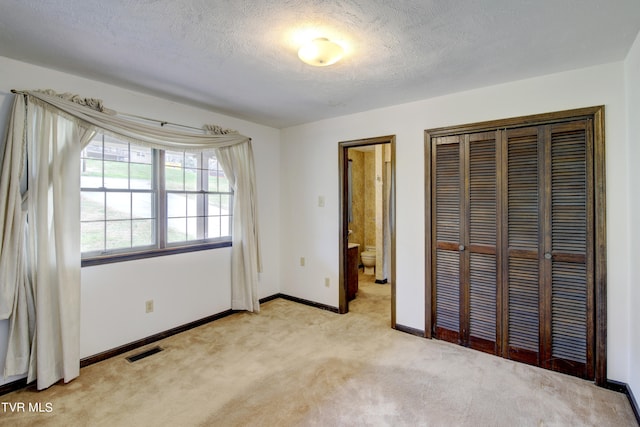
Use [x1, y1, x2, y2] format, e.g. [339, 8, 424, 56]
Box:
[338, 135, 396, 326]
[424, 106, 607, 385]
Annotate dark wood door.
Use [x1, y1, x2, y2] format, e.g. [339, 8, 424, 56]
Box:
[466, 132, 499, 353]
[503, 120, 593, 378]
[432, 131, 499, 355]
[429, 111, 600, 381]
[503, 126, 541, 365]
[544, 120, 593, 378]
[433, 135, 462, 343]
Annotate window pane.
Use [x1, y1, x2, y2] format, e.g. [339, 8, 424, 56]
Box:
[165, 165, 184, 191]
[106, 193, 131, 220]
[106, 220, 131, 250]
[221, 195, 232, 214]
[185, 152, 198, 167]
[208, 216, 221, 238]
[132, 219, 155, 247]
[167, 218, 186, 243]
[187, 193, 203, 217]
[207, 194, 221, 215]
[132, 192, 154, 219]
[167, 193, 186, 218]
[206, 153, 219, 191]
[130, 163, 152, 189]
[83, 139, 103, 160]
[207, 173, 218, 192]
[81, 159, 103, 187]
[219, 176, 230, 193]
[131, 146, 152, 164]
[81, 221, 104, 253]
[186, 217, 201, 240]
[221, 215, 231, 236]
[104, 161, 129, 189]
[185, 168, 198, 191]
[104, 139, 129, 162]
[165, 151, 185, 167]
[81, 191, 105, 221]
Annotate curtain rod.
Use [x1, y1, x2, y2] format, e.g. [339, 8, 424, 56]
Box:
[11, 88, 206, 133]
[116, 112, 204, 132]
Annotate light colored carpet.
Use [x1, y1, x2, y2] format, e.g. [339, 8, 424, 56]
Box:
[0, 274, 636, 426]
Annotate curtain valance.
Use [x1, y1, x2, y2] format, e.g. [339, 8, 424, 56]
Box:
[17, 90, 251, 150]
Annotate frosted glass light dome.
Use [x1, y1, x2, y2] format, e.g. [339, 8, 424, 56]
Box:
[298, 38, 344, 66]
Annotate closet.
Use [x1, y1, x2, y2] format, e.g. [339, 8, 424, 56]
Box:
[425, 107, 606, 384]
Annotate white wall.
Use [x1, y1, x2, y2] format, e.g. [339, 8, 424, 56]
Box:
[280, 62, 631, 382]
[625, 31, 640, 399]
[0, 56, 281, 384]
[80, 249, 231, 358]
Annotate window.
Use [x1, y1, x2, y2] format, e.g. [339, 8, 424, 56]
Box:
[81, 132, 232, 260]
[164, 150, 232, 244]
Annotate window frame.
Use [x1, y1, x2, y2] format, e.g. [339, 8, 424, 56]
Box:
[80, 134, 233, 267]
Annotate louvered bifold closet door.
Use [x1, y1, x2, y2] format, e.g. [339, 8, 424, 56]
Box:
[544, 120, 594, 379]
[428, 108, 602, 382]
[433, 136, 462, 343]
[467, 132, 498, 354]
[504, 126, 541, 366]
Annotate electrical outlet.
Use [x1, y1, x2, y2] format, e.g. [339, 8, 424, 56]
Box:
[300, 257, 305, 267]
[145, 300, 154, 313]
[325, 277, 330, 288]
[318, 196, 325, 207]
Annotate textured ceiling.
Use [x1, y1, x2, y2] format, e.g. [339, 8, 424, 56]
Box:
[1, 1, 639, 128]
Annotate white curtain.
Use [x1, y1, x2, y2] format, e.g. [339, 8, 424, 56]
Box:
[216, 142, 262, 312]
[1, 94, 96, 388]
[0, 96, 30, 374]
[0, 90, 261, 389]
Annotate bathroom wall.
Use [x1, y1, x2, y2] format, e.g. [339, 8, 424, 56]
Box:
[350, 146, 390, 274]
[364, 152, 376, 248]
[348, 151, 365, 256]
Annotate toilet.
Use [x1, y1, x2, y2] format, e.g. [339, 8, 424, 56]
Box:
[360, 245, 376, 274]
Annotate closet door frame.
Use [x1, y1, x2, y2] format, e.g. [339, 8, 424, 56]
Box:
[424, 106, 606, 385]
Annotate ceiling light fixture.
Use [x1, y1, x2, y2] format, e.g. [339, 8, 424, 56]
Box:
[298, 38, 344, 67]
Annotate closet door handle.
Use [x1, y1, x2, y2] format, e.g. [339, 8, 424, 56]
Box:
[544, 252, 552, 260]
[459, 245, 465, 251]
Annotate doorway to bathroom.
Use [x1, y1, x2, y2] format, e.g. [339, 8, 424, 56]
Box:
[338, 135, 396, 328]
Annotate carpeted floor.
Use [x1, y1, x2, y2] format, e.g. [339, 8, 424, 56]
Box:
[0, 274, 636, 426]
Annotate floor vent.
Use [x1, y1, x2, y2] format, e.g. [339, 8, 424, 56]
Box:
[126, 346, 163, 363]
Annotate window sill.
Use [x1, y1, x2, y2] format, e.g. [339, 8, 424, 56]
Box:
[81, 241, 232, 267]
